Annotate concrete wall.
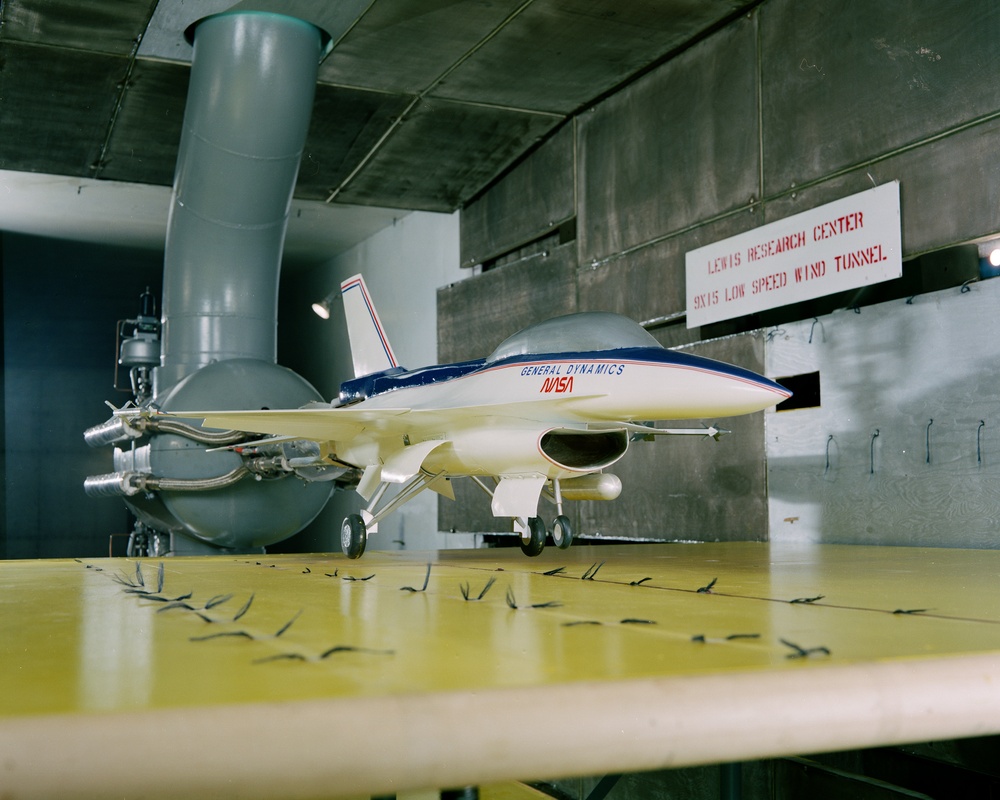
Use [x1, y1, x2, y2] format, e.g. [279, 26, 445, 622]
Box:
[446, 0, 1000, 544]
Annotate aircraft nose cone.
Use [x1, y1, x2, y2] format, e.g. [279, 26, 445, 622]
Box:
[724, 369, 791, 414]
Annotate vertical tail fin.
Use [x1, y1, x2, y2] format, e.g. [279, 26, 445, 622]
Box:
[340, 274, 399, 378]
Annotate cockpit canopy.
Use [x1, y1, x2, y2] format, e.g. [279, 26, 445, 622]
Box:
[486, 312, 662, 364]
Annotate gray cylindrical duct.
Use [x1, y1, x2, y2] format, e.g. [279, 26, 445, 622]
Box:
[157, 11, 322, 392]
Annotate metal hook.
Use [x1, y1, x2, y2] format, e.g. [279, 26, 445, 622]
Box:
[808, 318, 820, 344]
[978, 421, 986, 466]
[926, 419, 934, 465]
[825, 434, 834, 473]
[870, 430, 880, 475]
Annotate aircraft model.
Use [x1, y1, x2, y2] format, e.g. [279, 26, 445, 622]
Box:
[123, 275, 790, 558]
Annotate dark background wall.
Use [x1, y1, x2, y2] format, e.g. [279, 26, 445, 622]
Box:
[2, 233, 162, 559]
[442, 0, 1000, 542]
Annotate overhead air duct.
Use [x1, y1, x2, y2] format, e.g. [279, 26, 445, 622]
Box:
[86, 10, 337, 555]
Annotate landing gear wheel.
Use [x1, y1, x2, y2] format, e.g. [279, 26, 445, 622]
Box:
[519, 516, 547, 557]
[341, 514, 367, 559]
[552, 515, 573, 550]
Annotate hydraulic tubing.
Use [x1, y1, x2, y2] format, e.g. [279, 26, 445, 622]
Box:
[84, 466, 251, 498]
[84, 414, 248, 447]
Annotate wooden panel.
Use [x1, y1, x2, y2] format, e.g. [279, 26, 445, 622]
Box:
[577, 208, 764, 327]
[437, 244, 578, 364]
[763, 116, 1000, 261]
[5, 543, 1000, 798]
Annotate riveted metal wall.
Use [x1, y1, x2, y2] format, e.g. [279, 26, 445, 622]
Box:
[447, 0, 1000, 543]
[577, 13, 760, 268]
[759, 0, 1000, 197]
[459, 123, 576, 270]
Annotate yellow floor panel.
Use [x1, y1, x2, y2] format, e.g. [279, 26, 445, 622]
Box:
[3, 542, 1000, 799]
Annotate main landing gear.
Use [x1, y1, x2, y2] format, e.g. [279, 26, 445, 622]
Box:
[341, 513, 367, 559]
[518, 514, 574, 557]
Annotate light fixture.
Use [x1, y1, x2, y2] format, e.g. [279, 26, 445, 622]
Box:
[311, 286, 338, 319]
[990, 249, 1000, 268]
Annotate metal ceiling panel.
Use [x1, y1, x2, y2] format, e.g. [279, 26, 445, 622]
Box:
[139, 0, 374, 63]
[434, 0, 754, 114]
[318, 0, 526, 94]
[761, 0, 1000, 195]
[0, 0, 773, 220]
[98, 59, 189, 186]
[0, 42, 123, 176]
[334, 97, 562, 211]
[3, 0, 157, 55]
[297, 84, 414, 202]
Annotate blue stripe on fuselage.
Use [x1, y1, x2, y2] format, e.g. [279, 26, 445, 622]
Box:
[337, 347, 788, 404]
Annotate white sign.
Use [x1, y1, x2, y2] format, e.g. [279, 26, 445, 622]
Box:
[685, 182, 902, 328]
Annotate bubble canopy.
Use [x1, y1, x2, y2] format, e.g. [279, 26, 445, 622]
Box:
[486, 312, 662, 364]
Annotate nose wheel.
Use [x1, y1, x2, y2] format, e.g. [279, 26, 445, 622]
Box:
[341, 514, 367, 559]
[552, 515, 573, 549]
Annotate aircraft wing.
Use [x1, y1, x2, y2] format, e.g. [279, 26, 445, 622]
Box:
[131, 393, 611, 447]
[146, 407, 411, 442]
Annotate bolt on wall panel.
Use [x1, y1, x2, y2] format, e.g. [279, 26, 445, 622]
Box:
[578, 12, 760, 265]
[760, 0, 1000, 196]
